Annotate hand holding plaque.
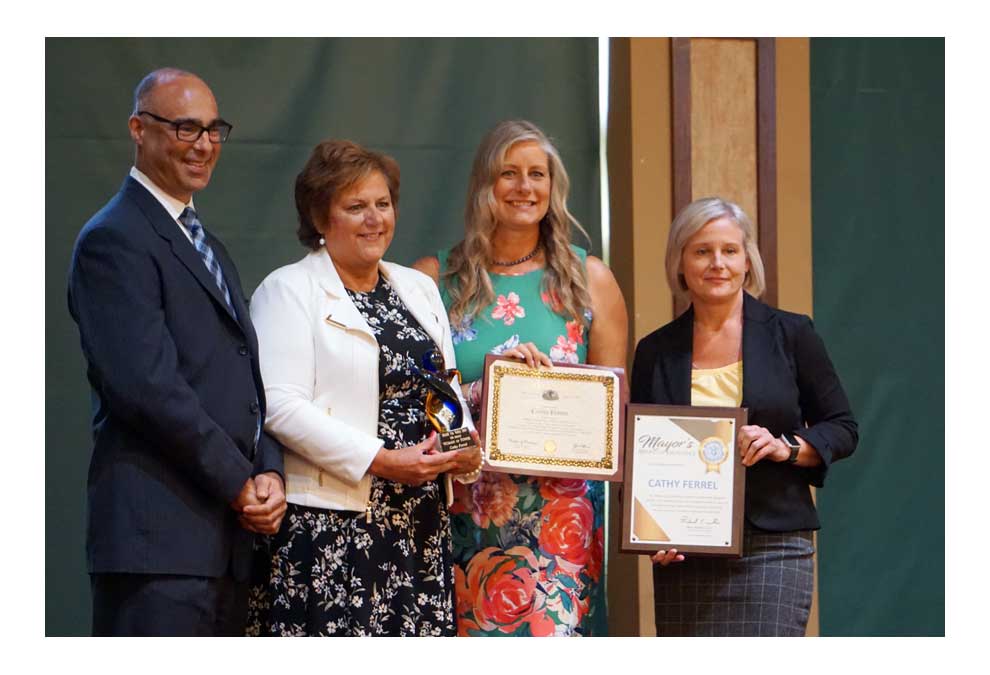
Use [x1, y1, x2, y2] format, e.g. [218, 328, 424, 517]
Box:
[411, 348, 475, 453]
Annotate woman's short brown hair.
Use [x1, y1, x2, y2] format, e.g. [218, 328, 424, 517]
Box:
[294, 139, 401, 250]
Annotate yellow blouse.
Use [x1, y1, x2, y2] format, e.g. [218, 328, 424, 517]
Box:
[691, 360, 743, 407]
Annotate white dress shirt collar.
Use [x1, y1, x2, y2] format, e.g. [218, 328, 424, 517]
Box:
[129, 166, 195, 243]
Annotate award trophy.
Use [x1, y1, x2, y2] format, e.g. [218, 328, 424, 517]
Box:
[412, 348, 474, 452]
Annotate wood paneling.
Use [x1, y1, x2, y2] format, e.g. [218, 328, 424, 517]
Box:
[672, 38, 692, 216]
[630, 39, 674, 341]
[690, 38, 760, 223]
[775, 37, 815, 635]
[671, 37, 779, 314]
[757, 38, 779, 307]
[776, 38, 812, 317]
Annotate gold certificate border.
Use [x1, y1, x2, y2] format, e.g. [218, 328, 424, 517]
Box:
[487, 364, 616, 470]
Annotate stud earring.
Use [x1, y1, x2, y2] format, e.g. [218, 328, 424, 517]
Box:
[319, 236, 326, 245]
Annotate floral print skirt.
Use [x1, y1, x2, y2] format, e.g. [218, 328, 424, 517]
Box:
[246, 476, 456, 637]
[450, 473, 607, 636]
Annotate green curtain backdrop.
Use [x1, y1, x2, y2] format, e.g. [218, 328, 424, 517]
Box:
[811, 38, 944, 636]
[46, 37, 599, 636]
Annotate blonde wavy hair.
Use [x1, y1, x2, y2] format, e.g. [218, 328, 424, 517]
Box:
[665, 197, 766, 302]
[443, 120, 592, 327]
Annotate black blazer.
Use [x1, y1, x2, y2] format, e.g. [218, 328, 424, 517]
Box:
[630, 293, 857, 531]
[67, 176, 283, 581]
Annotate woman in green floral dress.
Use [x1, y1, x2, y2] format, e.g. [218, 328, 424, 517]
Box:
[414, 120, 628, 636]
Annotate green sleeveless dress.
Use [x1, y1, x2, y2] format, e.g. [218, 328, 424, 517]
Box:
[438, 246, 607, 637]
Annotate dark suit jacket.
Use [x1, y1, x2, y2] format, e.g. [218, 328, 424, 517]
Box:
[68, 176, 283, 581]
[630, 293, 858, 531]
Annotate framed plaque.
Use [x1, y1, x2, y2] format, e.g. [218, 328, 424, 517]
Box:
[620, 404, 747, 556]
[479, 354, 626, 481]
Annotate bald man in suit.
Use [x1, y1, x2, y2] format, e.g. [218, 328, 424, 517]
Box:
[68, 68, 286, 636]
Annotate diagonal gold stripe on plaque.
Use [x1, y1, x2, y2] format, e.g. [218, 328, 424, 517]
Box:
[633, 497, 670, 542]
[669, 418, 733, 446]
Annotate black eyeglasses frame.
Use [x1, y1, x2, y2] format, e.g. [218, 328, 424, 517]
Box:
[137, 110, 233, 143]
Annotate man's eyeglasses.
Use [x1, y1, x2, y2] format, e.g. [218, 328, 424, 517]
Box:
[137, 111, 233, 143]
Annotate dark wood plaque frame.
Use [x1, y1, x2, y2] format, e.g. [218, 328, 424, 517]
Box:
[620, 403, 747, 556]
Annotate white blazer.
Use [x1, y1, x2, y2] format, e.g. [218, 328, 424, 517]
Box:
[250, 248, 473, 512]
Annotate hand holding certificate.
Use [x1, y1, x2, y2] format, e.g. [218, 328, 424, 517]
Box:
[479, 354, 626, 480]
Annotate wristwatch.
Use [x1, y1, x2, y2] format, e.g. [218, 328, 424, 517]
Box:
[781, 433, 801, 464]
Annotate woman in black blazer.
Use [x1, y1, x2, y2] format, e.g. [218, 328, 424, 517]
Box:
[630, 197, 857, 636]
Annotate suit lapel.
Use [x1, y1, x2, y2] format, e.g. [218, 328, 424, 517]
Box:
[305, 252, 443, 349]
[306, 249, 376, 341]
[383, 263, 445, 349]
[661, 292, 774, 407]
[228, 282, 254, 341]
[740, 292, 773, 409]
[659, 294, 773, 408]
[124, 178, 240, 325]
[207, 232, 253, 332]
[323, 292, 376, 339]
[662, 305, 694, 405]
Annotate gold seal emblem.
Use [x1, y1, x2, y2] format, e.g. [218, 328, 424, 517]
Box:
[544, 440, 557, 455]
[698, 436, 728, 473]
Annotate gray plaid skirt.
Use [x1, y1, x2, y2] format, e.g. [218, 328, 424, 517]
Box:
[652, 526, 815, 636]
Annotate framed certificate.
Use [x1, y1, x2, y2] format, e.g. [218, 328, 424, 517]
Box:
[620, 404, 747, 556]
[479, 354, 626, 481]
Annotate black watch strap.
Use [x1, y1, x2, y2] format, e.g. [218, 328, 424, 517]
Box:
[782, 433, 801, 464]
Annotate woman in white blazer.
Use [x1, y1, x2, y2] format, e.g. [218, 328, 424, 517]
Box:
[245, 140, 483, 636]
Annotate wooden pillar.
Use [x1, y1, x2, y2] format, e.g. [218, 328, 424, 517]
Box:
[775, 37, 816, 635]
[670, 37, 779, 315]
[606, 37, 672, 637]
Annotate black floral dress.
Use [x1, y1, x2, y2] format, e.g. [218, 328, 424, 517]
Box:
[246, 276, 456, 636]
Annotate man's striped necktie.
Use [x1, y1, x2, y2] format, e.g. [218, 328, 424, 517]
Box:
[179, 207, 234, 313]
